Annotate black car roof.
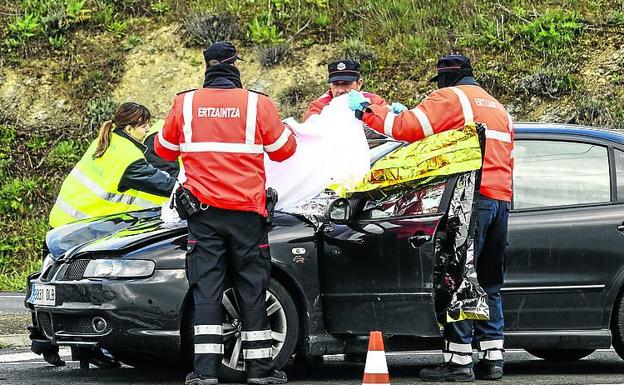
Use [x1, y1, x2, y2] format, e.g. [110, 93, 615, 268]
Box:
[516, 122, 624, 145]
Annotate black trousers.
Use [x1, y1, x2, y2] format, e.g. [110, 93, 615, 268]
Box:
[187, 207, 273, 378]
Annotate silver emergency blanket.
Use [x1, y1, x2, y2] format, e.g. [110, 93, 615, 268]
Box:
[433, 170, 489, 324]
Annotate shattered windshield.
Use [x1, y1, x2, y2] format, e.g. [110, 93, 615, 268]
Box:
[359, 180, 448, 219]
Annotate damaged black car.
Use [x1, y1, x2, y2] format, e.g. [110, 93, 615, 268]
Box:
[25, 123, 624, 381]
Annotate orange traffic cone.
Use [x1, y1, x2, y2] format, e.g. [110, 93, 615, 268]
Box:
[362, 331, 390, 385]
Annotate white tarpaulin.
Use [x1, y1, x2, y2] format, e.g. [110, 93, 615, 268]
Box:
[162, 94, 370, 222]
[264, 94, 370, 211]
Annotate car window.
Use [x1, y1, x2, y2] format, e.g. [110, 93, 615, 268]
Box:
[616, 149, 624, 202]
[358, 180, 448, 219]
[513, 140, 610, 209]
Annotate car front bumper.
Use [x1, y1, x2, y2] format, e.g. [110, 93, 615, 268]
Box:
[27, 268, 189, 355]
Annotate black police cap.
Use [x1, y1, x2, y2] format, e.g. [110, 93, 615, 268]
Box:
[328, 59, 361, 83]
[203, 42, 244, 66]
[430, 54, 473, 82]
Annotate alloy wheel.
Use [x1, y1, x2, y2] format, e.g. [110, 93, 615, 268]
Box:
[221, 287, 288, 371]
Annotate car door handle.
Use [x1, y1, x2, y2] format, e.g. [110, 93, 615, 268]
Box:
[618, 225, 624, 233]
[408, 233, 432, 249]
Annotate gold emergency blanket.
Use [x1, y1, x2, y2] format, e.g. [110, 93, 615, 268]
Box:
[343, 123, 488, 324]
[346, 124, 482, 195]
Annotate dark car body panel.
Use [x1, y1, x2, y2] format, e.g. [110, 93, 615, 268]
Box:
[28, 123, 624, 359]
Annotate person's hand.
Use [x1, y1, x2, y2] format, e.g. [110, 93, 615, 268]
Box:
[347, 90, 369, 112]
[390, 102, 407, 114]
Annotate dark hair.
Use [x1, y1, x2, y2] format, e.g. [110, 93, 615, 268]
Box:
[93, 102, 151, 159]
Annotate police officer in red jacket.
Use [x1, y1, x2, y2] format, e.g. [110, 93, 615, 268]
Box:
[302, 59, 387, 122]
[349, 54, 513, 382]
[155, 42, 296, 385]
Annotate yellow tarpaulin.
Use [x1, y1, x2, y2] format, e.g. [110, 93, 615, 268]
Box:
[345, 124, 482, 195]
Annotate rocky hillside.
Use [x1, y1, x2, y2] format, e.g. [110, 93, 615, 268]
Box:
[1, 0, 624, 290]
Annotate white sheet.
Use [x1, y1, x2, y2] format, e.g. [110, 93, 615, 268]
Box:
[264, 94, 370, 211]
[161, 94, 370, 222]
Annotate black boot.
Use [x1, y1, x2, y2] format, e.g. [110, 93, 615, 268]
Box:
[475, 361, 503, 380]
[42, 351, 65, 367]
[248, 369, 288, 384]
[185, 372, 218, 385]
[419, 363, 475, 382]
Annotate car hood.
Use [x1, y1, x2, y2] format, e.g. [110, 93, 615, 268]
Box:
[47, 209, 308, 260]
[46, 209, 168, 259]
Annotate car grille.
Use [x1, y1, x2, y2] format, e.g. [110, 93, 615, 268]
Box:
[37, 312, 53, 338]
[38, 312, 111, 336]
[63, 259, 90, 280]
[40, 262, 61, 282]
[58, 315, 111, 335]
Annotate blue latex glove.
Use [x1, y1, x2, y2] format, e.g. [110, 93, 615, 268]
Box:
[347, 90, 368, 112]
[390, 102, 407, 114]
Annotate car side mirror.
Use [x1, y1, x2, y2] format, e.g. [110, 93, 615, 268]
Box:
[325, 198, 351, 224]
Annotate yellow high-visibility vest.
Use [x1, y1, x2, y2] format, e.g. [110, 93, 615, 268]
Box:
[49, 132, 168, 228]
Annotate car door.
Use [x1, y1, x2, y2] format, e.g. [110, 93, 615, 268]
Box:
[319, 177, 455, 336]
[504, 135, 624, 331]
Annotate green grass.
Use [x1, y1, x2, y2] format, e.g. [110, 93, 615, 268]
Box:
[1, 0, 624, 291]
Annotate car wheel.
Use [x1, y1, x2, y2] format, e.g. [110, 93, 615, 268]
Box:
[612, 290, 624, 361]
[218, 279, 299, 383]
[526, 349, 595, 361]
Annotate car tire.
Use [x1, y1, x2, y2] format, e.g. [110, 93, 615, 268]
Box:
[180, 279, 299, 383]
[612, 290, 624, 361]
[526, 348, 595, 361]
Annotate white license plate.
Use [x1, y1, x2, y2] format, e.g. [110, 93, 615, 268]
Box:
[28, 284, 56, 306]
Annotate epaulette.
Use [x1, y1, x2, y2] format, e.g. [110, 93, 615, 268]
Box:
[176, 88, 198, 95]
[248, 89, 269, 97]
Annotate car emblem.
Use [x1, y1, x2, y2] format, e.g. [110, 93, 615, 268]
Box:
[292, 247, 306, 254]
[293, 255, 305, 264]
[337, 62, 346, 70]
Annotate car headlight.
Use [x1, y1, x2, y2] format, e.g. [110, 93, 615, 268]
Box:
[83, 259, 155, 278]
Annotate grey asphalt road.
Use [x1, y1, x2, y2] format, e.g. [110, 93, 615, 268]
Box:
[0, 293, 26, 315]
[2, 347, 624, 385]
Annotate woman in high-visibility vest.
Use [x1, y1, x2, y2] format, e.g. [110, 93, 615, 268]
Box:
[48, 102, 175, 228]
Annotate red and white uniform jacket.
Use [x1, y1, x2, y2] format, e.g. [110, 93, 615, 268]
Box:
[363, 85, 514, 202]
[303, 90, 387, 122]
[155, 88, 297, 216]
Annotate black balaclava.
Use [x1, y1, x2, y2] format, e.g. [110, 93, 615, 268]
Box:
[437, 72, 469, 89]
[203, 63, 243, 89]
[431, 54, 474, 89]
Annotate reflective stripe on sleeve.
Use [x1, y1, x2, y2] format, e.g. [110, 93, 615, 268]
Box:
[446, 341, 473, 353]
[264, 127, 291, 153]
[246, 92, 258, 144]
[157, 130, 180, 151]
[194, 325, 223, 336]
[181, 142, 263, 154]
[485, 129, 512, 143]
[449, 87, 474, 125]
[70, 168, 156, 209]
[383, 112, 396, 137]
[54, 197, 89, 220]
[411, 107, 434, 137]
[479, 340, 504, 350]
[195, 343, 224, 354]
[241, 330, 272, 342]
[242, 347, 272, 359]
[182, 91, 196, 145]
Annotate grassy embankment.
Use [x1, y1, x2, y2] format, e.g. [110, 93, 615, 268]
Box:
[1, 0, 624, 290]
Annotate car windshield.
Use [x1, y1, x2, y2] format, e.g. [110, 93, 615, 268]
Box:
[358, 179, 448, 219]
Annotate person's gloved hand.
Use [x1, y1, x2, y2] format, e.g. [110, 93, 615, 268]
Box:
[347, 90, 370, 112]
[390, 102, 407, 114]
